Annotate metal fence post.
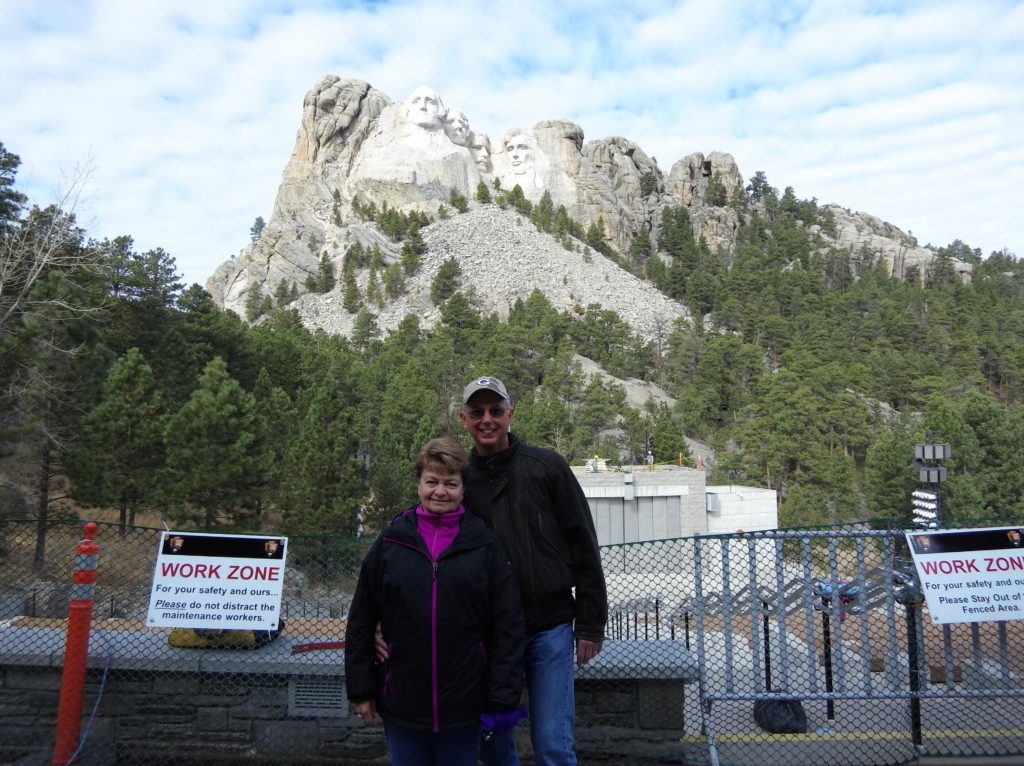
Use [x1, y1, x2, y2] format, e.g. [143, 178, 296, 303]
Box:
[52, 522, 99, 766]
[821, 599, 835, 722]
[894, 567, 925, 753]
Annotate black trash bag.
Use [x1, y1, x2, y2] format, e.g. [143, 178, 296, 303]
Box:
[753, 696, 807, 734]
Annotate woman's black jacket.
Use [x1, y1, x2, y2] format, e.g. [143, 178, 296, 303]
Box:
[344, 508, 525, 731]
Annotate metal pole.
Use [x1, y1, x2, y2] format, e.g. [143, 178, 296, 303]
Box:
[52, 522, 100, 766]
[822, 601, 835, 722]
[906, 604, 923, 750]
[763, 601, 772, 691]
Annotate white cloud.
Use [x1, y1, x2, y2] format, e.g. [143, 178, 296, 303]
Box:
[1, 0, 1021, 289]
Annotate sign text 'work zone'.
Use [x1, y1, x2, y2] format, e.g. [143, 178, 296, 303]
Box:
[146, 532, 287, 630]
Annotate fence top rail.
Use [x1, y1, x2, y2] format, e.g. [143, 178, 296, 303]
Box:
[692, 529, 907, 540]
[599, 528, 912, 551]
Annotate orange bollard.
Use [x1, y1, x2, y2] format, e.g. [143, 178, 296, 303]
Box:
[52, 522, 99, 766]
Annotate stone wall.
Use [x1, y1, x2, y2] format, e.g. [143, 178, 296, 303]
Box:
[0, 665, 689, 765]
[0, 635, 696, 764]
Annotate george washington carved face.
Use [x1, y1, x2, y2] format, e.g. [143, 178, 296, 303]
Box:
[405, 85, 445, 130]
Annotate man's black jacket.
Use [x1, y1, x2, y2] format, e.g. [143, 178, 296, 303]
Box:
[465, 433, 608, 640]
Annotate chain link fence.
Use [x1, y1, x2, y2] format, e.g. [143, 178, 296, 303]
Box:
[682, 527, 1024, 766]
[1, 519, 1023, 765]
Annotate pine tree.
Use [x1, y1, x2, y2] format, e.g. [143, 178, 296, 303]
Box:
[585, 220, 608, 255]
[4, 265, 107, 567]
[69, 348, 168, 532]
[252, 367, 295, 506]
[0, 143, 28, 234]
[274, 279, 291, 307]
[343, 269, 361, 313]
[250, 216, 266, 242]
[648, 403, 691, 466]
[351, 307, 380, 350]
[705, 174, 727, 207]
[449, 188, 469, 213]
[163, 357, 270, 530]
[533, 190, 554, 232]
[245, 283, 264, 321]
[383, 263, 404, 298]
[364, 360, 440, 527]
[430, 257, 462, 305]
[277, 377, 365, 535]
[628, 229, 653, 271]
[316, 252, 336, 292]
[864, 427, 917, 522]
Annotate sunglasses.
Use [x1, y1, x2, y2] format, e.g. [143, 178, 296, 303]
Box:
[465, 406, 511, 420]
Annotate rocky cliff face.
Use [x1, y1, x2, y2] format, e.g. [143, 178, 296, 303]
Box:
[206, 75, 963, 335]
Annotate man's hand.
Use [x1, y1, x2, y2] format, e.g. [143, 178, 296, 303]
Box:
[374, 622, 389, 664]
[354, 699, 380, 725]
[576, 638, 603, 667]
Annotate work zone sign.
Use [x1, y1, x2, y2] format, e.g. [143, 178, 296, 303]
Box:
[906, 526, 1024, 624]
[146, 531, 287, 630]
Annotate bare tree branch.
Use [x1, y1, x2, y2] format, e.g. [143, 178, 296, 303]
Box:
[0, 158, 101, 337]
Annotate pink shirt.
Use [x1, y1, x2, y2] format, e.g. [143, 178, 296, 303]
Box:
[415, 505, 465, 560]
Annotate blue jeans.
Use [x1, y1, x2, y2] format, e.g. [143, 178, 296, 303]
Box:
[385, 720, 479, 766]
[480, 622, 576, 766]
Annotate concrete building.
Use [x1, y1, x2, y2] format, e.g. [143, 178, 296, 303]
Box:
[574, 467, 778, 546]
[703, 484, 778, 535]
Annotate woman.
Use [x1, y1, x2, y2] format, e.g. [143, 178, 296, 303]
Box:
[344, 437, 525, 766]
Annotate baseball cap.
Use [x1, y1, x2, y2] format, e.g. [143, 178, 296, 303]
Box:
[462, 376, 509, 404]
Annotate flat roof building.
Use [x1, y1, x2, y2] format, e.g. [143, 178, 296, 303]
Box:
[573, 467, 778, 546]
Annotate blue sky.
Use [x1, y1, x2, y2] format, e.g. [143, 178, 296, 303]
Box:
[3, 0, 1022, 288]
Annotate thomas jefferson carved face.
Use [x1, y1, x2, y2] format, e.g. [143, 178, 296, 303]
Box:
[443, 109, 470, 146]
[405, 86, 444, 130]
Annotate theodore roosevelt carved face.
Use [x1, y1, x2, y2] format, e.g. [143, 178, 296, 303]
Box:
[470, 131, 492, 172]
[405, 85, 445, 130]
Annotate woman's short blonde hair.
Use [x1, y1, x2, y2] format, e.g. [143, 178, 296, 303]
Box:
[415, 436, 469, 482]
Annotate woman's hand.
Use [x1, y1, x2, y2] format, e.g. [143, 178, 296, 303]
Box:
[355, 699, 380, 725]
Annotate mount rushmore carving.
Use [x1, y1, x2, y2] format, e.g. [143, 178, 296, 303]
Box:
[206, 75, 954, 335]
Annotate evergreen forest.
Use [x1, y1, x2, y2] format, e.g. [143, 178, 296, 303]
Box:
[3, 140, 1024, 562]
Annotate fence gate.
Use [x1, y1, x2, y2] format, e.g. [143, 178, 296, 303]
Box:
[684, 529, 1024, 766]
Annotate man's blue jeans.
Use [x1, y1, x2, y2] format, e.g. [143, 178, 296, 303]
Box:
[384, 720, 479, 766]
[480, 622, 576, 766]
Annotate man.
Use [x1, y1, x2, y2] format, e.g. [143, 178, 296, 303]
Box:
[404, 84, 445, 131]
[443, 108, 471, 147]
[459, 375, 607, 766]
[503, 130, 534, 176]
[470, 131, 492, 173]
